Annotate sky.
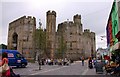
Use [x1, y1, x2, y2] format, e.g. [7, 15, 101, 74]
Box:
[0, 0, 114, 50]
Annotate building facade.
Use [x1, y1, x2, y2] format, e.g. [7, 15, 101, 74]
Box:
[7, 16, 36, 58]
[56, 14, 96, 60]
[46, 11, 56, 59]
[8, 11, 96, 60]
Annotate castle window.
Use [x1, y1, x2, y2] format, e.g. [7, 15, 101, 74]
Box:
[79, 33, 81, 35]
[70, 32, 72, 35]
[70, 42, 72, 47]
[28, 21, 30, 24]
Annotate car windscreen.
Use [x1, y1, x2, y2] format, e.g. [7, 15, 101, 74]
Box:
[16, 53, 23, 58]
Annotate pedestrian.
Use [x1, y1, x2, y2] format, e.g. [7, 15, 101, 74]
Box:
[37, 54, 41, 70]
[81, 56, 84, 66]
[0, 52, 11, 77]
[111, 61, 120, 75]
[88, 57, 93, 69]
[93, 58, 97, 67]
[10, 67, 20, 77]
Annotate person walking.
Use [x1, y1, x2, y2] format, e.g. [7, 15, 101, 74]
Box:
[88, 57, 93, 69]
[37, 54, 41, 70]
[0, 52, 11, 77]
[81, 56, 85, 66]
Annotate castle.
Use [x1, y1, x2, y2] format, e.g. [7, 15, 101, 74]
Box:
[7, 16, 36, 58]
[7, 10, 96, 60]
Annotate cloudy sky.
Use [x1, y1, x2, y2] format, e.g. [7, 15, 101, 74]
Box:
[0, 0, 114, 50]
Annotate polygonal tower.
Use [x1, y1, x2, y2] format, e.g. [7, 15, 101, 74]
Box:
[46, 10, 56, 59]
[90, 32, 96, 58]
[73, 14, 82, 34]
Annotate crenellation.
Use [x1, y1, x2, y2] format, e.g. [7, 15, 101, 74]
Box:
[47, 10, 56, 17]
[26, 16, 35, 20]
[64, 21, 73, 24]
[84, 29, 90, 33]
[8, 15, 36, 59]
[8, 10, 96, 60]
[46, 10, 56, 59]
[90, 32, 95, 36]
[73, 14, 81, 19]
[90, 32, 96, 39]
[57, 14, 95, 60]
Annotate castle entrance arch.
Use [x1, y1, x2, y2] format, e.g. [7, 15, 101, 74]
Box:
[12, 32, 18, 50]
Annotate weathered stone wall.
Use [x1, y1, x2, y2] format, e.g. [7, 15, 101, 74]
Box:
[56, 14, 95, 60]
[8, 16, 36, 58]
[46, 10, 56, 58]
[82, 29, 96, 58]
[8, 11, 96, 60]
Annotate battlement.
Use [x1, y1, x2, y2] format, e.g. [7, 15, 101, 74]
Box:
[84, 29, 90, 33]
[26, 16, 36, 22]
[26, 16, 36, 20]
[91, 32, 95, 35]
[9, 16, 36, 25]
[73, 14, 81, 19]
[90, 32, 95, 37]
[64, 21, 73, 24]
[47, 10, 56, 17]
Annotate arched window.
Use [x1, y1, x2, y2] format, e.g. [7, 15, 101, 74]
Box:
[12, 32, 18, 50]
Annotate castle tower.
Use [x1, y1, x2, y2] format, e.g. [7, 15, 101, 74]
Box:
[90, 32, 96, 58]
[46, 10, 56, 59]
[8, 16, 36, 58]
[73, 14, 82, 34]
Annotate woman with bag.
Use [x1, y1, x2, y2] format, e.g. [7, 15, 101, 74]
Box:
[0, 52, 11, 77]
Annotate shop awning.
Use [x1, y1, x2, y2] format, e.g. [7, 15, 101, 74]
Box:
[112, 42, 120, 51]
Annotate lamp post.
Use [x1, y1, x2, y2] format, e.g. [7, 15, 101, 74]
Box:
[100, 36, 111, 56]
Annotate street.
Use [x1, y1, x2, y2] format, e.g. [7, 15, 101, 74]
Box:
[13, 61, 104, 75]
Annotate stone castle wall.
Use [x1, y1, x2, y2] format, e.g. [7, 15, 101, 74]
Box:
[46, 10, 56, 58]
[8, 16, 36, 58]
[56, 14, 96, 60]
[8, 11, 96, 60]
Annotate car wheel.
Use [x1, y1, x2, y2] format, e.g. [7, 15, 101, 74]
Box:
[16, 66, 20, 68]
[21, 63, 26, 68]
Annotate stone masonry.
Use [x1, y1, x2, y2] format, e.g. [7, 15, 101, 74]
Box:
[7, 10, 96, 60]
[7, 16, 36, 58]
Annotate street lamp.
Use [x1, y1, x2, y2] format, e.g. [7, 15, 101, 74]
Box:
[100, 36, 111, 56]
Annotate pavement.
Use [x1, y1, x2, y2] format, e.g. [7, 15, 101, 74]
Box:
[13, 60, 105, 75]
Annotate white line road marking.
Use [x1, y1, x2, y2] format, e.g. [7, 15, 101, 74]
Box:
[30, 65, 69, 75]
[30, 62, 80, 75]
[81, 68, 88, 75]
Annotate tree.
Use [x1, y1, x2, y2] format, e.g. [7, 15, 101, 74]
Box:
[33, 28, 46, 60]
[0, 44, 7, 49]
[56, 35, 67, 59]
